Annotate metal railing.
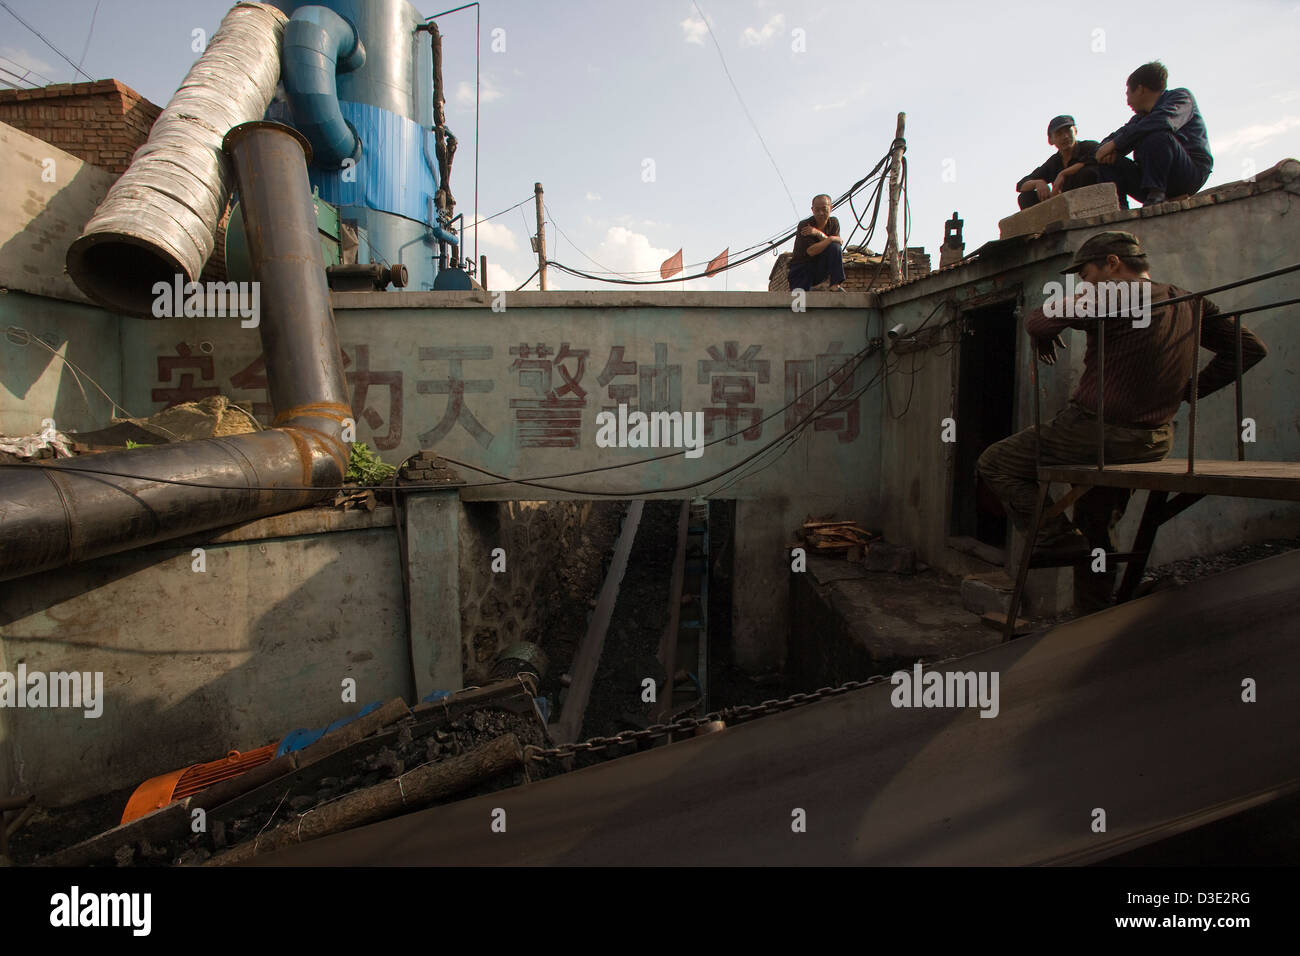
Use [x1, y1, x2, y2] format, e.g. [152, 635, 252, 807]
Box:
[1032, 261, 1300, 476]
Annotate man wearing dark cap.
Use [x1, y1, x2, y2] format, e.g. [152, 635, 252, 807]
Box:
[1095, 61, 1213, 207]
[976, 231, 1267, 611]
[1015, 116, 1102, 210]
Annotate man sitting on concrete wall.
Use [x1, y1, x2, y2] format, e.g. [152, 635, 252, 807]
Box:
[787, 194, 845, 292]
[976, 231, 1267, 611]
[1016, 115, 1102, 209]
[1095, 61, 1213, 208]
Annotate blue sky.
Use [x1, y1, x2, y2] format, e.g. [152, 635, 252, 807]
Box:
[3, 0, 1299, 291]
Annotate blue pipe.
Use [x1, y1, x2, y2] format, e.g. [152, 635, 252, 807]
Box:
[282, 5, 366, 168]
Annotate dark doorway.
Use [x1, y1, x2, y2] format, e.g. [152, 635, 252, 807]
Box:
[950, 298, 1018, 549]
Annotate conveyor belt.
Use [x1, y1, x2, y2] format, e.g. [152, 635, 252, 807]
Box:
[255, 548, 1300, 866]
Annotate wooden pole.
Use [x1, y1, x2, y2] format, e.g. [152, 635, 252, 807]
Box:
[886, 112, 906, 285]
[534, 182, 547, 290]
[205, 734, 524, 865]
[480, 254, 488, 291]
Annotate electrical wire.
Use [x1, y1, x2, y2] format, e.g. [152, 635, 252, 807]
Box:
[0, 52, 54, 85]
[75, 0, 100, 78]
[544, 202, 625, 276]
[438, 342, 887, 497]
[0, 334, 886, 498]
[691, 0, 797, 216]
[476, 195, 532, 224]
[0, 0, 93, 81]
[5, 325, 138, 421]
[546, 149, 895, 285]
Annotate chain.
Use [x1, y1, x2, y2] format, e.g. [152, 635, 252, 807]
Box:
[524, 658, 962, 763]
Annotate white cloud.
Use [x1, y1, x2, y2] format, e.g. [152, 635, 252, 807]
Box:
[740, 14, 785, 47]
[585, 191, 602, 201]
[681, 15, 708, 45]
[813, 100, 846, 112]
[1211, 116, 1300, 154]
[467, 216, 521, 253]
[485, 263, 524, 291]
[1272, 89, 1300, 104]
[597, 226, 676, 276]
[455, 76, 503, 109]
[0, 46, 57, 83]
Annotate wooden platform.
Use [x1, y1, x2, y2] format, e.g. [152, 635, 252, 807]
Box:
[1039, 459, 1300, 501]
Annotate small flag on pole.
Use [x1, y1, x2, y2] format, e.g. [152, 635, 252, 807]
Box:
[706, 247, 729, 277]
[660, 249, 683, 280]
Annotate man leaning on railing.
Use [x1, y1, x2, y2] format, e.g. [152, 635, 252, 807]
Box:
[976, 231, 1268, 612]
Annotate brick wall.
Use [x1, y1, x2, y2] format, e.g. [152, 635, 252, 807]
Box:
[0, 78, 230, 280]
[0, 79, 160, 175]
[768, 246, 932, 292]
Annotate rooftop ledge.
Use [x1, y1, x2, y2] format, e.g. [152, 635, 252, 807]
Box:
[331, 289, 879, 310]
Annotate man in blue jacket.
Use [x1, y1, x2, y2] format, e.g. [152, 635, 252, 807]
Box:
[1095, 62, 1213, 207]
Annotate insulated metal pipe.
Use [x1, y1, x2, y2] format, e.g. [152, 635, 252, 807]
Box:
[0, 123, 351, 583]
[65, 2, 288, 317]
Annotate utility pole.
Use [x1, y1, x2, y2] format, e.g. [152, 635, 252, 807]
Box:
[886, 112, 906, 285]
[534, 182, 547, 290]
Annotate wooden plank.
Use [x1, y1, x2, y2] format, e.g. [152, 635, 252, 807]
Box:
[982, 611, 1032, 634]
[1040, 460, 1300, 501]
[553, 500, 644, 744]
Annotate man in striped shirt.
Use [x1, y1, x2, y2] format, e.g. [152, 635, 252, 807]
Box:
[977, 231, 1268, 611]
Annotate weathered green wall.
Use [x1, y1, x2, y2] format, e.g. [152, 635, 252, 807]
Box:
[877, 183, 1300, 608]
[115, 291, 884, 669]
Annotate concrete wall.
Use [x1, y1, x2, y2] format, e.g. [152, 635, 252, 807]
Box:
[0, 290, 123, 436]
[114, 292, 883, 670]
[0, 509, 408, 805]
[0, 493, 633, 805]
[876, 176, 1300, 607]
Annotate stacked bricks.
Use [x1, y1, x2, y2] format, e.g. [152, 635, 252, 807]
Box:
[768, 246, 932, 292]
[0, 79, 161, 175]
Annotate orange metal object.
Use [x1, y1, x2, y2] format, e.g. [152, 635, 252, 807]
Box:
[121, 744, 277, 824]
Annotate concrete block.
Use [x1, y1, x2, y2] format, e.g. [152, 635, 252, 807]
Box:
[863, 540, 916, 574]
[405, 489, 464, 697]
[960, 572, 1015, 616]
[998, 183, 1120, 240]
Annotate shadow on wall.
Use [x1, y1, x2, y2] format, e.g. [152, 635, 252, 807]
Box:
[0, 525, 410, 807]
[0, 156, 127, 434]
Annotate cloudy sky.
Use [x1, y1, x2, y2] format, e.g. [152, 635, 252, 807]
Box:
[4, 0, 1299, 291]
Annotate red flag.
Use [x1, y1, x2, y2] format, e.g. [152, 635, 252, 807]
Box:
[660, 249, 683, 280]
[706, 247, 729, 277]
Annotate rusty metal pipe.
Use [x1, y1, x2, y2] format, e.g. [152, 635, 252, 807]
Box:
[0, 122, 350, 583]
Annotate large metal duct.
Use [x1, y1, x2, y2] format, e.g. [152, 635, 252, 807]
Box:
[0, 122, 351, 584]
[282, 5, 366, 167]
[65, 2, 288, 317]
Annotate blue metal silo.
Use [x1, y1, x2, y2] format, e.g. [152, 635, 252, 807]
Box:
[266, 0, 459, 290]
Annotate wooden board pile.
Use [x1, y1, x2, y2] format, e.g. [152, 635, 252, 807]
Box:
[797, 519, 880, 561]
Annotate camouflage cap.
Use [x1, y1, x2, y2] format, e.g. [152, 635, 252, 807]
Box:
[1061, 231, 1145, 274]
